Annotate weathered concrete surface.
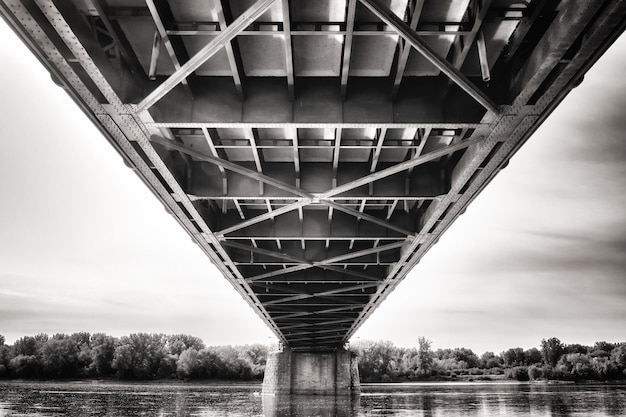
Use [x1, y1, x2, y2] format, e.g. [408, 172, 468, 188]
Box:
[263, 349, 360, 396]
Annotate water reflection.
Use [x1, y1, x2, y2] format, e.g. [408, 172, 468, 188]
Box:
[1, 381, 626, 416]
[263, 394, 359, 417]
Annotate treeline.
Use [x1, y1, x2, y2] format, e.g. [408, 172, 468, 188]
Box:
[2, 333, 625, 383]
[0, 333, 268, 381]
[351, 337, 626, 382]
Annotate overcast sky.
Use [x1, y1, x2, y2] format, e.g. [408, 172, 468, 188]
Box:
[0, 19, 624, 355]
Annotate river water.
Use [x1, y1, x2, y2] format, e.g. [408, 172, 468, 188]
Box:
[0, 381, 625, 416]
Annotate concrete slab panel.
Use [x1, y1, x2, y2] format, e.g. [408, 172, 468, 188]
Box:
[393, 78, 445, 123]
[293, 36, 342, 76]
[344, 79, 393, 123]
[189, 80, 243, 122]
[243, 78, 293, 122]
[230, 0, 283, 21]
[169, 0, 217, 21]
[421, 0, 470, 21]
[349, 34, 399, 76]
[239, 36, 287, 76]
[294, 79, 342, 124]
[291, 0, 346, 22]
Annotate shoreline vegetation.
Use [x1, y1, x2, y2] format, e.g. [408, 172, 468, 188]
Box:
[0, 334, 624, 383]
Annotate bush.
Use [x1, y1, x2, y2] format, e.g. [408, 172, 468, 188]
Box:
[528, 365, 542, 380]
[506, 366, 529, 381]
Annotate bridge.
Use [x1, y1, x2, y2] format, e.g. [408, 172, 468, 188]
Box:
[2, 0, 623, 395]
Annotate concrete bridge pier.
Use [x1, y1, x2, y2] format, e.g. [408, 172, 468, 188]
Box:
[262, 348, 360, 396]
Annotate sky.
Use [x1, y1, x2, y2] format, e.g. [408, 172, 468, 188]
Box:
[0, 18, 624, 355]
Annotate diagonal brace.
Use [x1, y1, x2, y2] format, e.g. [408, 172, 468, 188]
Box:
[239, 241, 406, 282]
[136, 0, 276, 111]
[151, 135, 414, 237]
[357, 0, 499, 114]
[152, 134, 480, 236]
[264, 282, 379, 305]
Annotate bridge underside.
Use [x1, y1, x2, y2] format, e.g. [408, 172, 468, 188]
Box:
[2, 0, 623, 350]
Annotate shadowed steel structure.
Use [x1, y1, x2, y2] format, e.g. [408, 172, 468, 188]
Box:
[2, 0, 623, 351]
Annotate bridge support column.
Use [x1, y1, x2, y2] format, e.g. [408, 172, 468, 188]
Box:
[262, 348, 360, 396]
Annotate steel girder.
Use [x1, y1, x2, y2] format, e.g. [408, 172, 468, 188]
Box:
[1, 0, 624, 350]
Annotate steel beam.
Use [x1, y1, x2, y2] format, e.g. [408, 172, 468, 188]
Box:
[392, 0, 425, 98]
[340, 0, 357, 100]
[216, 0, 245, 100]
[370, 128, 388, 173]
[280, 0, 295, 99]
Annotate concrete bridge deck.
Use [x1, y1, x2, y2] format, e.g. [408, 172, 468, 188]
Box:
[1, 0, 623, 360]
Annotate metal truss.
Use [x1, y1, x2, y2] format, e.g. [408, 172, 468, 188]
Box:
[2, 0, 623, 350]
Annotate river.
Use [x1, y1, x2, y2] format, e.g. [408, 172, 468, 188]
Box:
[0, 381, 625, 416]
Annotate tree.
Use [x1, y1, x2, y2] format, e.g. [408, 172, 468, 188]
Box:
[167, 334, 205, 356]
[112, 333, 168, 379]
[480, 352, 502, 368]
[13, 336, 38, 356]
[112, 343, 133, 379]
[610, 344, 626, 374]
[0, 337, 8, 378]
[176, 348, 199, 379]
[197, 347, 223, 379]
[565, 343, 589, 354]
[90, 333, 116, 377]
[9, 355, 39, 378]
[525, 348, 542, 365]
[352, 340, 398, 381]
[452, 348, 479, 368]
[158, 353, 178, 378]
[40, 337, 80, 378]
[541, 338, 564, 367]
[558, 353, 594, 380]
[238, 344, 268, 378]
[416, 337, 433, 377]
[590, 341, 616, 358]
[503, 348, 525, 367]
